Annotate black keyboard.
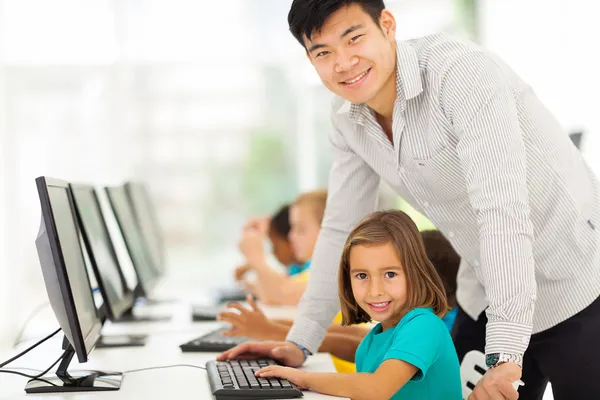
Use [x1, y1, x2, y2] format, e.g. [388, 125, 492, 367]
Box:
[180, 327, 248, 352]
[215, 287, 248, 303]
[191, 305, 224, 321]
[206, 359, 303, 399]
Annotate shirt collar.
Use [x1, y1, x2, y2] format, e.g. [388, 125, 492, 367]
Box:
[337, 40, 423, 124]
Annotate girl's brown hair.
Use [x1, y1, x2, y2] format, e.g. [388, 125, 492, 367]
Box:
[338, 210, 449, 325]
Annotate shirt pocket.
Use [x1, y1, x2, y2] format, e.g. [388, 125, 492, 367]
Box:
[411, 146, 466, 202]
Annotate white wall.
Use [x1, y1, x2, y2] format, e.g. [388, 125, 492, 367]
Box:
[479, 0, 600, 171]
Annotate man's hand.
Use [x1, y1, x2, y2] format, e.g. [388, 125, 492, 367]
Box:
[218, 295, 280, 340]
[217, 341, 306, 368]
[469, 362, 522, 400]
[256, 365, 309, 389]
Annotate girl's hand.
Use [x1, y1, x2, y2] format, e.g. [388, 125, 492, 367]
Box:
[217, 295, 278, 340]
[255, 365, 309, 389]
[238, 230, 266, 267]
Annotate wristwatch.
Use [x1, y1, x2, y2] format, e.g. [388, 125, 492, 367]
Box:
[288, 341, 312, 362]
[485, 353, 523, 369]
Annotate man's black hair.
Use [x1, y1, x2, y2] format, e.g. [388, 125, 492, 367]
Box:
[269, 204, 292, 239]
[288, 0, 386, 48]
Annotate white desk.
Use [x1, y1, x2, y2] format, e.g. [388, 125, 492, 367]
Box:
[0, 301, 347, 400]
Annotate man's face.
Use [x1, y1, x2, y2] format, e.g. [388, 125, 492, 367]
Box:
[303, 4, 397, 105]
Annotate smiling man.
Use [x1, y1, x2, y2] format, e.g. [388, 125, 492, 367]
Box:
[220, 1, 600, 399]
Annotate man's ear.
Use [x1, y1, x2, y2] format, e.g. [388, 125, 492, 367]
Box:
[379, 9, 397, 40]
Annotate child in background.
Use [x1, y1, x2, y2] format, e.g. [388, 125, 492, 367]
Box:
[421, 230, 460, 332]
[234, 204, 300, 282]
[235, 190, 327, 305]
[254, 210, 462, 399]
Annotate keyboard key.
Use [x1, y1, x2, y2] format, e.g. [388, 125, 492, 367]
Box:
[268, 378, 282, 388]
[281, 380, 292, 388]
[258, 378, 271, 387]
[249, 381, 261, 389]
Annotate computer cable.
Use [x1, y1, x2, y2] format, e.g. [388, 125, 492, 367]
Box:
[0, 327, 61, 369]
[0, 352, 64, 386]
[124, 364, 207, 374]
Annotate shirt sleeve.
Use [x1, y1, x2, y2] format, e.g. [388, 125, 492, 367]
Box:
[286, 106, 381, 355]
[439, 51, 536, 356]
[383, 313, 445, 382]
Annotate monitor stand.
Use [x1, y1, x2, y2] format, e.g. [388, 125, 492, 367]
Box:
[96, 334, 147, 348]
[112, 308, 171, 323]
[24, 346, 122, 393]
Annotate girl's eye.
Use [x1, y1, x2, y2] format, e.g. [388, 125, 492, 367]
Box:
[385, 271, 397, 278]
[355, 273, 367, 280]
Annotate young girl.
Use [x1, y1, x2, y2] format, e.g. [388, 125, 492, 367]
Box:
[235, 190, 327, 305]
[255, 210, 463, 399]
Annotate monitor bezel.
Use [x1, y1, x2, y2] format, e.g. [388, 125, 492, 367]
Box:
[35, 176, 102, 363]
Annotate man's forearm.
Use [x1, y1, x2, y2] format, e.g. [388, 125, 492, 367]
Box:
[286, 228, 355, 353]
[480, 232, 536, 355]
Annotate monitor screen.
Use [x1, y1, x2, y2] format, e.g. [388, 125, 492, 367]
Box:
[105, 185, 161, 296]
[35, 177, 102, 362]
[125, 182, 165, 273]
[71, 185, 133, 320]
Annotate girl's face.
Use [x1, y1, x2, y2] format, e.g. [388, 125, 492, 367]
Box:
[349, 242, 408, 330]
[288, 204, 321, 264]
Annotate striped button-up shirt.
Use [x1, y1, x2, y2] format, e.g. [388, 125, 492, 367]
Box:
[287, 33, 600, 356]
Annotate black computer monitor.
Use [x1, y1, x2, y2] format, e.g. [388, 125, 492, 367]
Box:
[70, 184, 134, 320]
[70, 183, 166, 330]
[104, 185, 161, 299]
[28, 176, 122, 393]
[124, 181, 166, 274]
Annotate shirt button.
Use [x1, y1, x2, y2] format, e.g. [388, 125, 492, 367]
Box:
[423, 201, 430, 208]
[448, 231, 455, 238]
[473, 260, 480, 267]
[398, 167, 405, 174]
[521, 336, 529, 344]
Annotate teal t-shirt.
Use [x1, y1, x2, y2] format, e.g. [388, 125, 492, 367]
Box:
[288, 260, 311, 276]
[355, 307, 462, 400]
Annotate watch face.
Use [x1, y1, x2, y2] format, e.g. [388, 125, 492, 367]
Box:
[485, 354, 499, 367]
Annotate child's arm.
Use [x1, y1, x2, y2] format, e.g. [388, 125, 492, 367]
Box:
[249, 262, 307, 305]
[219, 298, 364, 361]
[326, 324, 371, 338]
[318, 333, 363, 363]
[257, 359, 417, 400]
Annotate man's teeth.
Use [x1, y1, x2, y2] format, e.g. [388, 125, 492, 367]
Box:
[345, 70, 368, 84]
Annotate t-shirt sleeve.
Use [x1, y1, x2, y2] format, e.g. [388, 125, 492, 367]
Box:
[383, 313, 445, 382]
